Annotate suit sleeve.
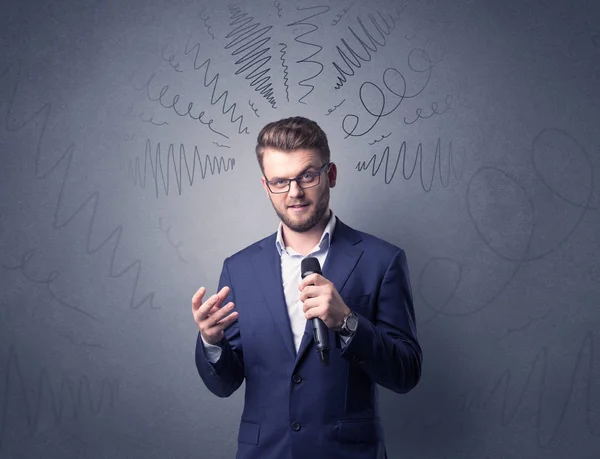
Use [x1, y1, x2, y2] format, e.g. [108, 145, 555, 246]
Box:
[340, 249, 422, 394]
[194, 258, 245, 397]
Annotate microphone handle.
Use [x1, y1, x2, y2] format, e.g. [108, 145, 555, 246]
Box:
[302, 268, 330, 366]
[311, 318, 330, 366]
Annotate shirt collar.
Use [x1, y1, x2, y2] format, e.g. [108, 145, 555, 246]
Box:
[275, 209, 337, 256]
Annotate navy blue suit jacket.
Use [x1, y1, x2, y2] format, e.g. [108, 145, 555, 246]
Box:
[195, 217, 422, 459]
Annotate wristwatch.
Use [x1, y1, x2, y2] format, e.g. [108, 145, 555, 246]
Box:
[339, 311, 359, 336]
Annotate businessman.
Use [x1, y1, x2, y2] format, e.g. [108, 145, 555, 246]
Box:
[192, 117, 422, 459]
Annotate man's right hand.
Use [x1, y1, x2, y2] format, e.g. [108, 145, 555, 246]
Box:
[192, 286, 238, 345]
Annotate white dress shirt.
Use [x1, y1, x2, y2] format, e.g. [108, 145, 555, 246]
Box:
[202, 210, 348, 363]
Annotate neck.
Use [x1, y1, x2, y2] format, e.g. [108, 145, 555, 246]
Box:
[282, 209, 330, 256]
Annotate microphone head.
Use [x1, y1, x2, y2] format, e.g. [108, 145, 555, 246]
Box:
[301, 257, 322, 278]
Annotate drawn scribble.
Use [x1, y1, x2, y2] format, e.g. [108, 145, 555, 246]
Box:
[332, 10, 402, 90]
[325, 99, 346, 116]
[273, 1, 282, 18]
[161, 44, 183, 72]
[404, 94, 455, 125]
[200, 13, 215, 40]
[139, 113, 168, 126]
[182, 33, 250, 136]
[212, 141, 231, 148]
[225, 6, 278, 109]
[342, 51, 435, 139]
[248, 100, 260, 117]
[287, 5, 331, 104]
[458, 331, 599, 447]
[1, 249, 101, 322]
[368, 132, 391, 145]
[502, 309, 553, 339]
[136, 72, 229, 138]
[0, 345, 119, 450]
[421, 129, 595, 323]
[355, 138, 463, 190]
[278, 43, 291, 102]
[159, 217, 188, 263]
[331, 4, 352, 26]
[0, 61, 157, 311]
[128, 139, 236, 198]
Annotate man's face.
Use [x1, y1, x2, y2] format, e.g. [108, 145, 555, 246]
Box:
[260, 148, 336, 233]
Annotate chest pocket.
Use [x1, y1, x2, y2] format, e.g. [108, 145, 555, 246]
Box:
[342, 293, 372, 320]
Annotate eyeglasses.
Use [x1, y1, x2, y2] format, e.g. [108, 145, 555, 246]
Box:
[265, 163, 330, 194]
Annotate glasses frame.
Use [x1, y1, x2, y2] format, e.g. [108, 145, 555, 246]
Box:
[265, 162, 331, 194]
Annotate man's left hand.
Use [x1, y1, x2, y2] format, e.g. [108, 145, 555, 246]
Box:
[299, 273, 350, 330]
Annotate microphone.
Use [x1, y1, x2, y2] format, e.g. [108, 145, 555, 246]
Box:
[301, 257, 330, 366]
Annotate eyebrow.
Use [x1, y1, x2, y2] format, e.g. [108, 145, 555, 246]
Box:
[269, 165, 319, 181]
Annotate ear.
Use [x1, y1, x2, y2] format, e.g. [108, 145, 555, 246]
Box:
[261, 176, 270, 197]
[327, 162, 337, 188]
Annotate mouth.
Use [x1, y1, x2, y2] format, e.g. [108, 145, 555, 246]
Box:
[288, 203, 310, 212]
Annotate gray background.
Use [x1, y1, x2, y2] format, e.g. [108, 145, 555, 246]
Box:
[1, 0, 599, 458]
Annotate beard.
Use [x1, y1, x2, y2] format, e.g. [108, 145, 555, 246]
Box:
[270, 187, 330, 233]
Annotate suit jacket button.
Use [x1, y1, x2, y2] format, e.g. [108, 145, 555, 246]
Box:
[292, 374, 302, 384]
[291, 421, 301, 431]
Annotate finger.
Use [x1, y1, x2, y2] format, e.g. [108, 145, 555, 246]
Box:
[302, 297, 319, 313]
[299, 285, 320, 302]
[192, 286, 206, 311]
[198, 293, 222, 319]
[215, 310, 239, 328]
[207, 302, 236, 326]
[298, 273, 326, 291]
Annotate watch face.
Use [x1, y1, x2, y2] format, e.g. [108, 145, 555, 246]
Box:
[347, 314, 359, 332]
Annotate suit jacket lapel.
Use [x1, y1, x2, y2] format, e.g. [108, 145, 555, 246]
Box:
[295, 218, 364, 365]
[252, 234, 297, 360]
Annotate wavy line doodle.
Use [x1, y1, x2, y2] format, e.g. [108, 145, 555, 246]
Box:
[248, 100, 260, 117]
[332, 10, 402, 90]
[0, 61, 157, 311]
[0, 345, 119, 450]
[225, 6, 278, 108]
[287, 5, 331, 104]
[182, 34, 250, 136]
[325, 99, 346, 116]
[212, 141, 231, 148]
[200, 13, 215, 40]
[137, 72, 229, 138]
[158, 217, 189, 263]
[355, 138, 463, 191]
[139, 113, 168, 126]
[128, 139, 236, 198]
[273, 1, 282, 18]
[368, 132, 391, 145]
[1, 249, 101, 322]
[278, 43, 290, 102]
[458, 331, 599, 447]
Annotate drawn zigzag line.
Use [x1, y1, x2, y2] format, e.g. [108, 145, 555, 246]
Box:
[0, 61, 156, 311]
[225, 6, 277, 108]
[128, 140, 236, 198]
[183, 36, 249, 135]
[287, 5, 331, 105]
[278, 43, 290, 103]
[355, 138, 463, 191]
[332, 11, 399, 90]
[0, 344, 119, 450]
[458, 331, 599, 447]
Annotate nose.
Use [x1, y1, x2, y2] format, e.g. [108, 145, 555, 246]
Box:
[288, 180, 305, 198]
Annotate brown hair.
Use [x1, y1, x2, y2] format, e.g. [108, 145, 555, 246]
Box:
[255, 116, 330, 172]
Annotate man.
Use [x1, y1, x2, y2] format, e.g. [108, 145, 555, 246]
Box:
[192, 117, 422, 459]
